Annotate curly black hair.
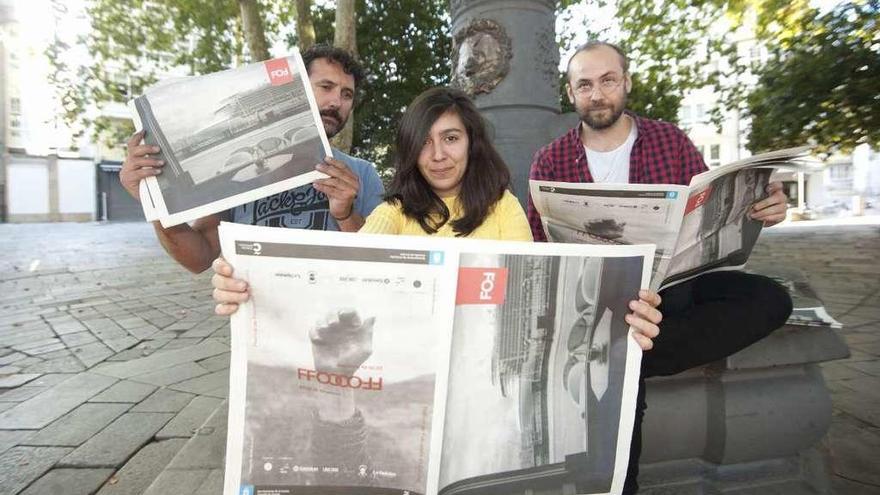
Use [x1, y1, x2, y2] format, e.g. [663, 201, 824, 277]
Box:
[301, 44, 366, 89]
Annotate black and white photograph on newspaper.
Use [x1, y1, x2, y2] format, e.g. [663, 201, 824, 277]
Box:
[439, 249, 649, 495]
[666, 168, 772, 286]
[220, 224, 457, 495]
[529, 181, 688, 290]
[132, 49, 331, 227]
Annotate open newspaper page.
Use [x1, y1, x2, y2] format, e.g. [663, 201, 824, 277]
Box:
[529, 181, 688, 291]
[221, 224, 458, 495]
[753, 267, 843, 328]
[131, 49, 331, 227]
[664, 147, 811, 288]
[438, 242, 654, 495]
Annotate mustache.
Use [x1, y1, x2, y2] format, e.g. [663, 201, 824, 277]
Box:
[320, 109, 343, 122]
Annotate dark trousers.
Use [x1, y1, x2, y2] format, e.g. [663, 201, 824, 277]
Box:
[622, 271, 793, 494]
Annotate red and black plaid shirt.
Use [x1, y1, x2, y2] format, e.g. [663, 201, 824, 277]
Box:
[527, 112, 708, 241]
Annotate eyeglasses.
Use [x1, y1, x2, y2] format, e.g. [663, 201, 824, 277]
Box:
[572, 75, 624, 97]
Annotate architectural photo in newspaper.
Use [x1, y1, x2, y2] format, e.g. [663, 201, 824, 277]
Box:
[218, 223, 655, 495]
[130, 49, 331, 227]
[530, 147, 809, 290]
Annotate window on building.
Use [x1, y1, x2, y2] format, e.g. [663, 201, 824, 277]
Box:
[710, 144, 720, 160]
[10, 97, 21, 115]
[697, 145, 705, 157]
[678, 105, 692, 124]
[10, 117, 21, 129]
[696, 104, 707, 123]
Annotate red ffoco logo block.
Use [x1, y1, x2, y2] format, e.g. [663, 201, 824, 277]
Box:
[456, 267, 508, 305]
[264, 58, 294, 86]
[685, 185, 714, 214]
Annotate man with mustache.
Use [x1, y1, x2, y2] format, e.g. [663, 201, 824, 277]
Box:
[527, 41, 793, 494]
[120, 44, 384, 273]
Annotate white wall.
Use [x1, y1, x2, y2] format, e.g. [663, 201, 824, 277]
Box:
[58, 158, 95, 216]
[7, 156, 49, 214]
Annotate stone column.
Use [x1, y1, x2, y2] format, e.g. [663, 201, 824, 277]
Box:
[449, 0, 577, 205]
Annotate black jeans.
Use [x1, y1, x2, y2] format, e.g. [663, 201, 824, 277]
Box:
[622, 271, 793, 494]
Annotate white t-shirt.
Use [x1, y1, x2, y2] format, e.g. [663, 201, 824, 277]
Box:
[584, 122, 638, 184]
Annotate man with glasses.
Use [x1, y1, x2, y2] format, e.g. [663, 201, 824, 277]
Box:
[527, 41, 793, 494]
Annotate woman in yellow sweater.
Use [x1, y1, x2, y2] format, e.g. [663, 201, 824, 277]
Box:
[212, 87, 660, 351]
[359, 87, 532, 241]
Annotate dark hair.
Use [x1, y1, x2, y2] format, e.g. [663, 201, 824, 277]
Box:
[387, 87, 511, 237]
[301, 43, 365, 89]
[567, 40, 629, 80]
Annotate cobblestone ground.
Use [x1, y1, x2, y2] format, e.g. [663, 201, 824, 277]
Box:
[0, 221, 877, 494]
[0, 223, 227, 495]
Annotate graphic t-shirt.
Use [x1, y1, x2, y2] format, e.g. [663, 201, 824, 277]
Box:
[229, 149, 384, 230]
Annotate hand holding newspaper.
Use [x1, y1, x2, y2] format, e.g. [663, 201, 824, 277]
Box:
[219, 223, 655, 495]
[129, 49, 332, 227]
[530, 147, 810, 291]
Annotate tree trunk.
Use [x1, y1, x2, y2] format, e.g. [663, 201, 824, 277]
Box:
[238, 0, 270, 61]
[295, 0, 316, 50]
[331, 0, 357, 152]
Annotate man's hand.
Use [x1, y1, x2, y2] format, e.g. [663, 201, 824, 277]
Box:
[119, 131, 164, 200]
[211, 257, 249, 316]
[750, 181, 788, 227]
[625, 289, 662, 351]
[310, 310, 375, 376]
[313, 156, 360, 222]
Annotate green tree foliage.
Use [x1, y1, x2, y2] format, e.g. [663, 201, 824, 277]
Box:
[310, 0, 451, 177]
[556, 0, 730, 124]
[51, 0, 297, 149]
[746, 1, 880, 153]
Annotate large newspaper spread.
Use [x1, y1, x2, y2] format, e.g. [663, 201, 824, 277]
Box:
[219, 223, 655, 495]
[130, 49, 332, 227]
[530, 147, 810, 290]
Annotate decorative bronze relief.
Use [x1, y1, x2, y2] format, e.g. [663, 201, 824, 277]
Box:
[451, 18, 513, 96]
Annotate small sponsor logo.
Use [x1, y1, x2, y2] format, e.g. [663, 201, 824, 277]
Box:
[456, 267, 508, 305]
[264, 58, 294, 86]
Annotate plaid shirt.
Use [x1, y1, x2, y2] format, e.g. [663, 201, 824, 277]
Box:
[527, 112, 708, 241]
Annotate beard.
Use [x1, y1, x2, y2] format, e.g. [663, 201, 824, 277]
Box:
[576, 94, 627, 130]
[320, 109, 348, 138]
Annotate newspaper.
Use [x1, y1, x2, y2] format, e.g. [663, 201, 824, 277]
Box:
[755, 267, 843, 328]
[219, 222, 655, 495]
[530, 147, 810, 290]
[129, 49, 332, 227]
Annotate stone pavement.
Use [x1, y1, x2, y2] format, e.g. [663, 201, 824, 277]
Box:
[0, 221, 878, 494]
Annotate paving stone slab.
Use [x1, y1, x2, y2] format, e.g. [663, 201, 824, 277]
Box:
[131, 388, 195, 413]
[60, 412, 174, 468]
[0, 385, 50, 402]
[0, 373, 41, 388]
[0, 373, 117, 429]
[22, 355, 86, 374]
[20, 468, 115, 495]
[92, 340, 229, 380]
[156, 396, 224, 439]
[0, 446, 73, 494]
[168, 369, 229, 398]
[89, 380, 158, 403]
[142, 469, 212, 495]
[130, 362, 210, 387]
[25, 402, 131, 447]
[0, 352, 28, 366]
[0, 429, 33, 455]
[196, 353, 230, 373]
[193, 468, 224, 495]
[166, 402, 227, 470]
[95, 438, 188, 495]
[59, 331, 98, 347]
